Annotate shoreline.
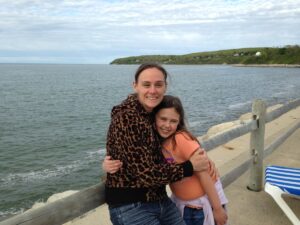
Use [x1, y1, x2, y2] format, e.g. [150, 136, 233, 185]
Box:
[232, 63, 300, 68]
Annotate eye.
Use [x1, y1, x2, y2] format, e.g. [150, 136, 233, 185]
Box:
[142, 83, 151, 88]
[158, 116, 167, 122]
[155, 82, 165, 88]
[170, 120, 179, 124]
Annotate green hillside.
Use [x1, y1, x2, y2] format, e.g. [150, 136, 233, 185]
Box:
[110, 45, 300, 65]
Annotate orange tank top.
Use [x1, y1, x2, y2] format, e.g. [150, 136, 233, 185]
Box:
[162, 131, 217, 200]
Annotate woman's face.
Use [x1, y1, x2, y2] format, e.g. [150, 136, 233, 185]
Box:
[133, 68, 166, 112]
[155, 107, 180, 138]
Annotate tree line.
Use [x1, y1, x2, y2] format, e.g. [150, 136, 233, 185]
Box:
[110, 45, 300, 65]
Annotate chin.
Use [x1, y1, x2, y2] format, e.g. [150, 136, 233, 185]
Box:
[160, 133, 171, 139]
[148, 99, 161, 107]
[148, 103, 159, 109]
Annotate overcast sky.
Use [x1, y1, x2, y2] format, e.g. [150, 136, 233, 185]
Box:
[0, 0, 299, 64]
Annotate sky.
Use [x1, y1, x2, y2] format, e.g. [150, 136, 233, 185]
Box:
[0, 0, 299, 64]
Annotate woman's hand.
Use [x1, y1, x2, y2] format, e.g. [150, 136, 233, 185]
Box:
[208, 158, 220, 178]
[198, 148, 220, 177]
[189, 149, 209, 172]
[102, 156, 122, 174]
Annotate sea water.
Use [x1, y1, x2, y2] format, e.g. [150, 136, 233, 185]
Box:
[0, 64, 299, 219]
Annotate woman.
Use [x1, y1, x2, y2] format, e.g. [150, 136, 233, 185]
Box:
[105, 63, 209, 225]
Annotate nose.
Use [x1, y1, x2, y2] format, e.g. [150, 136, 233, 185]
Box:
[149, 84, 157, 93]
[165, 120, 171, 127]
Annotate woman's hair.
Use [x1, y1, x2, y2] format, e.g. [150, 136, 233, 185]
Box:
[153, 95, 199, 147]
[134, 63, 168, 83]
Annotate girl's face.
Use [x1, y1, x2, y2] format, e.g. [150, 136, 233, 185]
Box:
[133, 68, 166, 112]
[155, 107, 180, 138]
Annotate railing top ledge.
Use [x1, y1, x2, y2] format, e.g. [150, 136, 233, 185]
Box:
[265, 98, 300, 123]
[200, 98, 300, 151]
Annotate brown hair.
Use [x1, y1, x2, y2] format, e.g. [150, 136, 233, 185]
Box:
[153, 95, 199, 147]
[134, 63, 168, 83]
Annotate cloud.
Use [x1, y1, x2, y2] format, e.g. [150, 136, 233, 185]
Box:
[0, 0, 299, 63]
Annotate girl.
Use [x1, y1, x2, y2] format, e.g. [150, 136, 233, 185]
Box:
[153, 95, 228, 225]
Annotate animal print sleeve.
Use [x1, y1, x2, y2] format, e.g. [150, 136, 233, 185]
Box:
[106, 111, 193, 188]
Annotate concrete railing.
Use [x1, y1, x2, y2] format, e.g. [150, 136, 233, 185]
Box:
[1, 98, 300, 225]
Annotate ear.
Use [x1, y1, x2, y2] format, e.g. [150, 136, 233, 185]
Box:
[132, 81, 137, 92]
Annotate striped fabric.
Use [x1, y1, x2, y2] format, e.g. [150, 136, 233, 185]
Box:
[265, 165, 300, 196]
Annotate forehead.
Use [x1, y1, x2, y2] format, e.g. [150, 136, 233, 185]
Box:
[157, 108, 180, 119]
[137, 68, 165, 82]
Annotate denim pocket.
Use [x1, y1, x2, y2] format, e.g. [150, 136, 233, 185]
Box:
[109, 203, 142, 225]
[119, 202, 142, 214]
[183, 206, 204, 225]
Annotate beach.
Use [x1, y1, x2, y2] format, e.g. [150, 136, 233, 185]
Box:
[60, 104, 300, 225]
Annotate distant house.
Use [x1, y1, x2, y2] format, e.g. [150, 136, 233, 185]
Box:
[255, 51, 262, 57]
[233, 53, 239, 57]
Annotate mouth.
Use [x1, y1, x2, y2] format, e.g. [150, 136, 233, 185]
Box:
[159, 128, 171, 136]
[146, 96, 158, 101]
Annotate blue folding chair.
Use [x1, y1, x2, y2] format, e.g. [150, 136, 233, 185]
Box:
[265, 165, 300, 225]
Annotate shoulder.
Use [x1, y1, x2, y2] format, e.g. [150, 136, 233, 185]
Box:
[111, 97, 140, 122]
[175, 131, 200, 151]
[175, 131, 193, 142]
[110, 108, 151, 134]
[111, 109, 143, 131]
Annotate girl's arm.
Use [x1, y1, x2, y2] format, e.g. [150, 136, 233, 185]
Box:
[193, 148, 227, 225]
[171, 133, 227, 224]
[195, 171, 227, 225]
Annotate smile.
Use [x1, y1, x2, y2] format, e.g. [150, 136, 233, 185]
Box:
[146, 96, 158, 100]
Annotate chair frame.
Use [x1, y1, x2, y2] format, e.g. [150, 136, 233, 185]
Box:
[264, 165, 300, 225]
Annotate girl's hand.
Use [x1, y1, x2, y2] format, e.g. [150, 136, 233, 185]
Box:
[213, 206, 228, 225]
[102, 156, 122, 174]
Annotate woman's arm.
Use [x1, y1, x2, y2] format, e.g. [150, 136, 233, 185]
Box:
[104, 149, 207, 181]
[106, 113, 208, 187]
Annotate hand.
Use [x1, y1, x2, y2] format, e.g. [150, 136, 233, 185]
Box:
[102, 156, 122, 174]
[189, 149, 209, 172]
[208, 158, 220, 178]
[213, 206, 228, 225]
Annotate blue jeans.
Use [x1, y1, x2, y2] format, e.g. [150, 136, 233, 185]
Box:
[109, 198, 185, 225]
[183, 206, 204, 225]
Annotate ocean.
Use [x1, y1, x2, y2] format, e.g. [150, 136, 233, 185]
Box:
[0, 64, 299, 220]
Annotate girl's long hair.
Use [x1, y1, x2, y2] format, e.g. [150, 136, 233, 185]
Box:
[153, 95, 199, 149]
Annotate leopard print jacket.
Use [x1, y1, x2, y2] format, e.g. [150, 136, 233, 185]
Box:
[105, 94, 193, 205]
